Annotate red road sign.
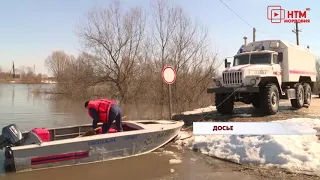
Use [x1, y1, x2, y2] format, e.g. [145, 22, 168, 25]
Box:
[162, 66, 176, 84]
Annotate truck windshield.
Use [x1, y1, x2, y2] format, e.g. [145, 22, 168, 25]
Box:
[234, 55, 249, 65]
[233, 53, 271, 66]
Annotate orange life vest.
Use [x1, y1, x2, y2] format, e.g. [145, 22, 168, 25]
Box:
[87, 99, 116, 123]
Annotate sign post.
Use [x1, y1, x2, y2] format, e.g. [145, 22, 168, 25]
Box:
[162, 66, 176, 120]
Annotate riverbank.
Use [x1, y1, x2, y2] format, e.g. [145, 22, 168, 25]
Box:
[172, 96, 320, 179]
[176, 124, 320, 177]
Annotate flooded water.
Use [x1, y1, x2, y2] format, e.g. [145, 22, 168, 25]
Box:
[0, 84, 170, 129]
[0, 84, 216, 180]
[0, 84, 87, 130]
[1, 84, 318, 180]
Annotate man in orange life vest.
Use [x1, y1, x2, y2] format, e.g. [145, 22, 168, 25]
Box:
[85, 99, 123, 134]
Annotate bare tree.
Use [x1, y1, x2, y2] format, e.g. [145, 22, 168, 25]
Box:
[149, 0, 180, 109]
[76, 0, 146, 103]
[50, 52, 99, 98]
[26, 66, 34, 76]
[18, 65, 33, 76]
[45, 51, 74, 82]
[16, 65, 42, 83]
[148, 0, 216, 112]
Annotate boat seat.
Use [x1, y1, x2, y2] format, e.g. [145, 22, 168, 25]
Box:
[22, 132, 43, 145]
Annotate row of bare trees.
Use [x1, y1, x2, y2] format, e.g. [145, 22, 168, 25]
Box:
[44, 0, 218, 112]
[0, 65, 45, 84]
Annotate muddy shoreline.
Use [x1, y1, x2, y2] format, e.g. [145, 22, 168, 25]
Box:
[171, 97, 320, 180]
[174, 136, 320, 180]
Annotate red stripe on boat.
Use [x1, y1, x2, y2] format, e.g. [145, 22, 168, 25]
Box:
[31, 151, 89, 165]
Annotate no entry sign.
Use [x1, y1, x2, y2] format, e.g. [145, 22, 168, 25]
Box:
[162, 66, 176, 84]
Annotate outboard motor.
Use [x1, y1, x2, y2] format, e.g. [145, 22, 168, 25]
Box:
[0, 124, 25, 172]
[0, 124, 24, 150]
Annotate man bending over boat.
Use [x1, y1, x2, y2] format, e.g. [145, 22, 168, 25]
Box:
[84, 99, 124, 134]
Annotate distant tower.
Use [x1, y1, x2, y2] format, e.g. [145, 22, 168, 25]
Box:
[34, 65, 35, 74]
[12, 61, 15, 79]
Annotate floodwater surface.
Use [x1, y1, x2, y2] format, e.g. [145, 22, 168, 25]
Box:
[0, 84, 214, 180]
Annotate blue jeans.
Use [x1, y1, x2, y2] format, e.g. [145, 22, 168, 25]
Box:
[100, 104, 123, 133]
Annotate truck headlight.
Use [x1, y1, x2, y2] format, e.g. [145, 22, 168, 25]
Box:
[246, 76, 260, 86]
[250, 78, 256, 85]
[213, 78, 221, 86]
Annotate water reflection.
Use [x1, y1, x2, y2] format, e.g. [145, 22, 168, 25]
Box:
[0, 84, 177, 179]
[0, 84, 169, 130]
[11, 85, 14, 107]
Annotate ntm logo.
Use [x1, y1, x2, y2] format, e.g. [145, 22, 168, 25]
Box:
[267, 6, 311, 23]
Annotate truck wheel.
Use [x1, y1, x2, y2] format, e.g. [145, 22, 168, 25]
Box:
[290, 84, 304, 109]
[215, 93, 234, 114]
[303, 83, 311, 107]
[261, 83, 279, 115]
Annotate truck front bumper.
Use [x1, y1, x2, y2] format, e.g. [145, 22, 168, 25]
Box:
[207, 86, 259, 94]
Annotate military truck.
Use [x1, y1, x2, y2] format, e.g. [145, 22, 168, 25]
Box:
[207, 40, 317, 115]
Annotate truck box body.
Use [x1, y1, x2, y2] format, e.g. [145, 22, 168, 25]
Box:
[239, 40, 317, 83]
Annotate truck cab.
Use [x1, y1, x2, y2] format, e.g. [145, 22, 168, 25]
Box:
[219, 48, 282, 88]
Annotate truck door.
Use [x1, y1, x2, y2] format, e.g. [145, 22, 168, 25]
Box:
[272, 54, 282, 85]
